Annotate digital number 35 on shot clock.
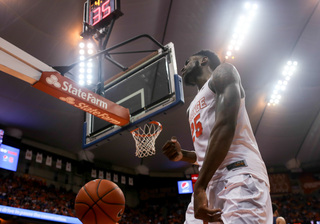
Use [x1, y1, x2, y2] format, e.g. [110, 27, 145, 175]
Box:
[83, 0, 123, 30]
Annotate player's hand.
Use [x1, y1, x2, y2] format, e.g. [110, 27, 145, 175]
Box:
[194, 189, 223, 223]
[162, 136, 183, 161]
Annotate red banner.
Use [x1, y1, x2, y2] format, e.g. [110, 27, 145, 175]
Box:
[33, 72, 130, 126]
[299, 173, 320, 194]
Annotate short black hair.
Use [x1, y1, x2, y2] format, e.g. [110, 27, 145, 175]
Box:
[193, 50, 221, 71]
[272, 203, 278, 213]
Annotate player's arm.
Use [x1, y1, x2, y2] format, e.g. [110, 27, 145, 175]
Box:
[162, 137, 198, 164]
[193, 63, 241, 221]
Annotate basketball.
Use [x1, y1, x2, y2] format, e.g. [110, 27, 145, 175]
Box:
[75, 179, 125, 224]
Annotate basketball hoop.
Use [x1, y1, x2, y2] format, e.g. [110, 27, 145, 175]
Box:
[130, 121, 162, 158]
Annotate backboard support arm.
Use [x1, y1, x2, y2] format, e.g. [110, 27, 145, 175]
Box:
[53, 34, 166, 76]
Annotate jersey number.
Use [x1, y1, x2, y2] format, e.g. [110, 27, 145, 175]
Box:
[191, 114, 203, 142]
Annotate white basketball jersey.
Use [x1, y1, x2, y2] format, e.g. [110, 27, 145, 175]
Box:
[188, 79, 269, 186]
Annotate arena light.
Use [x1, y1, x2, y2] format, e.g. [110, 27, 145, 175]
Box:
[225, 2, 258, 60]
[268, 60, 298, 106]
[78, 40, 95, 86]
[79, 42, 85, 48]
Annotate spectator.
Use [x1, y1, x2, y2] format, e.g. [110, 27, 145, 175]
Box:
[272, 203, 286, 224]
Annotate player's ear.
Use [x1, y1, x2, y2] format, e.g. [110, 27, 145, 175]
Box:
[201, 56, 209, 66]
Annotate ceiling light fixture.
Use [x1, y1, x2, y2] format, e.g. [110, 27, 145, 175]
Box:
[225, 2, 258, 60]
[268, 60, 298, 106]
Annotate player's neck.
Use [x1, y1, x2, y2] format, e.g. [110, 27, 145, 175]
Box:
[196, 71, 211, 90]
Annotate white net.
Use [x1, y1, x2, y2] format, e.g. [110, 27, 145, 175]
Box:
[130, 121, 162, 158]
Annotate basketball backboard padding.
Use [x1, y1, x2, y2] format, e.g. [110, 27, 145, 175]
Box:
[0, 37, 56, 84]
[33, 71, 130, 126]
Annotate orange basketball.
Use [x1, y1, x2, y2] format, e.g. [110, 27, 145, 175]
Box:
[75, 179, 125, 224]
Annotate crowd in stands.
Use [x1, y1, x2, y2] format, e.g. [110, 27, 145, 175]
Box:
[119, 201, 187, 224]
[1, 172, 320, 223]
[119, 193, 320, 224]
[272, 193, 320, 224]
[0, 173, 76, 217]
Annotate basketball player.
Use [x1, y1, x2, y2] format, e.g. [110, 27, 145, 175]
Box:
[162, 50, 272, 223]
[272, 203, 286, 224]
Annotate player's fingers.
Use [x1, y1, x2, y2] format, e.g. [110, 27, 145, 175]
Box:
[162, 145, 175, 155]
[162, 141, 175, 151]
[162, 143, 176, 155]
[196, 208, 222, 222]
[171, 136, 183, 151]
[206, 208, 222, 215]
[171, 136, 177, 142]
[164, 149, 179, 159]
[162, 138, 182, 160]
[206, 209, 222, 223]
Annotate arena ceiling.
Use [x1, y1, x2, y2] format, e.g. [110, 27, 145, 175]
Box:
[1, 0, 320, 176]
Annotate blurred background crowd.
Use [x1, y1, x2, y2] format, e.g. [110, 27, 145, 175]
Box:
[1, 172, 320, 224]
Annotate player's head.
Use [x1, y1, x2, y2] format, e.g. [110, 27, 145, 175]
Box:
[193, 50, 221, 71]
[181, 50, 221, 86]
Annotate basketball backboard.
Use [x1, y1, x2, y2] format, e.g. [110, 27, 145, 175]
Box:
[83, 42, 184, 147]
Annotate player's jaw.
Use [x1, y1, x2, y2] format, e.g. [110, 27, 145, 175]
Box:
[180, 62, 201, 86]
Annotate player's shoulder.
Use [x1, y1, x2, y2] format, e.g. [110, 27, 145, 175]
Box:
[213, 63, 239, 78]
[210, 63, 240, 87]
[217, 62, 235, 70]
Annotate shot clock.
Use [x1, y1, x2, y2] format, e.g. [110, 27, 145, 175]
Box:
[83, 0, 123, 32]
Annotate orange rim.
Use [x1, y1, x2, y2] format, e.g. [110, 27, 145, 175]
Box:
[130, 121, 162, 137]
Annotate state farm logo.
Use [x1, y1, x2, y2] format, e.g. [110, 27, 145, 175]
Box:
[36, 72, 124, 125]
[46, 74, 61, 88]
[44, 73, 108, 110]
[59, 97, 75, 105]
